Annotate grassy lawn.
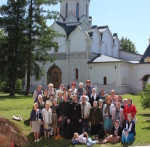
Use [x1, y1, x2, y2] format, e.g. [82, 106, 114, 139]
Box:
[0, 93, 150, 147]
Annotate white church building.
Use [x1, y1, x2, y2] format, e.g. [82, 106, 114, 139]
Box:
[27, 0, 150, 94]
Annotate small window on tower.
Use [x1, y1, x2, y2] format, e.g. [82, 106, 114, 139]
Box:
[75, 68, 79, 80]
[104, 77, 107, 85]
[66, 3, 68, 18]
[86, 4, 88, 18]
[76, 2, 79, 18]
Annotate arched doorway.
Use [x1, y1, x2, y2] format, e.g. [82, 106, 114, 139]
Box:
[47, 64, 62, 88]
[142, 74, 150, 90]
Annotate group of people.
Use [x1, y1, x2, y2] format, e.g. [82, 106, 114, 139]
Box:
[29, 80, 137, 146]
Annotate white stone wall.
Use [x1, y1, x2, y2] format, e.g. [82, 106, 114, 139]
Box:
[131, 64, 150, 93]
[89, 62, 118, 91]
[69, 26, 89, 52]
[91, 29, 101, 54]
[102, 30, 113, 57]
[51, 22, 67, 53]
[113, 37, 120, 58]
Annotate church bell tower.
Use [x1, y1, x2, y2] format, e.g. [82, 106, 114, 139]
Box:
[59, 0, 90, 26]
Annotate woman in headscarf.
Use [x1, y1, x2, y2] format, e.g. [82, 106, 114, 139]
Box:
[89, 101, 101, 140]
[37, 95, 45, 110]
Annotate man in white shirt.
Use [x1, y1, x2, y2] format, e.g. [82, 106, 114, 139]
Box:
[80, 95, 91, 133]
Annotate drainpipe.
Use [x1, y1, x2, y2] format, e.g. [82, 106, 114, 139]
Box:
[67, 39, 70, 86]
[86, 39, 89, 79]
[115, 62, 118, 94]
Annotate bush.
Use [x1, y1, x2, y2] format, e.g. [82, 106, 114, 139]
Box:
[0, 81, 8, 91]
[15, 79, 23, 92]
[140, 84, 150, 109]
[0, 79, 23, 92]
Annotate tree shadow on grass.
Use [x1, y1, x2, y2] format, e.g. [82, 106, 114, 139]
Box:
[138, 113, 150, 117]
[141, 126, 150, 130]
[27, 133, 71, 147]
[0, 95, 32, 100]
[121, 142, 133, 147]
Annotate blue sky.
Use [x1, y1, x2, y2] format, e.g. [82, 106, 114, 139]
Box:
[0, 0, 150, 54]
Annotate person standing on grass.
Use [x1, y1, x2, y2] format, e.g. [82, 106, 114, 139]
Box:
[79, 89, 89, 102]
[47, 83, 56, 98]
[42, 101, 53, 139]
[99, 89, 105, 102]
[123, 98, 137, 122]
[71, 82, 78, 95]
[33, 85, 43, 103]
[68, 94, 82, 138]
[59, 93, 70, 138]
[30, 103, 43, 142]
[103, 96, 114, 137]
[80, 95, 91, 133]
[67, 89, 73, 102]
[77, 82, 84, 101]
[43, 89, 49, 103]
[112, 102, 124, 125]
[52, 98, 61, 140]
[57, 91, 63, 105]
[98, 99, 105, 138]
[89, 88, 99, 107]
[85, 80, 93, 97]
[37, 95, 45, 110]
[89, 101, 101, 140]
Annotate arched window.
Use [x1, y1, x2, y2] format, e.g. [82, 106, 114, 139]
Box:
[75, 68, 79, 80]
[86, 4, 88, 18]
[66, 3, 68, 17]
[104, 77, 107, 85]
[76, 2, 79, 18]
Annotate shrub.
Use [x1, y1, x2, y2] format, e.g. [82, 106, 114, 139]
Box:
[140, 84, 150, 109]
[15, 79, 23, 92]
[0, 81, 7, 91]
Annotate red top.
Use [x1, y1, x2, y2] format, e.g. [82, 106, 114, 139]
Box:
[123, 104, 137, 121]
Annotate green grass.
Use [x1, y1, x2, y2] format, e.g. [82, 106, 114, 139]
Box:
[0, 93, 150, 147]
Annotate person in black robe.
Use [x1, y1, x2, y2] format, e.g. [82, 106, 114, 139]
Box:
[68, 94, 82, 138]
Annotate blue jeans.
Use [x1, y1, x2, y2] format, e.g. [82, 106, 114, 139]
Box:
[86, 138, 97, 147]
[122, 130, 134, 143]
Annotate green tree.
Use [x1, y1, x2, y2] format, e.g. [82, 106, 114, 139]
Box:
[140, 84, 150, 109]
[25, 0, 60, 95]
[0, 0, 27, 96]
[120, 37, 137, 54]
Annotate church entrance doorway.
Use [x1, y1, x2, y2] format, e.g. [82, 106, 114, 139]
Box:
[47, 64, 62, 88]
[142, 74, 150, 90]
